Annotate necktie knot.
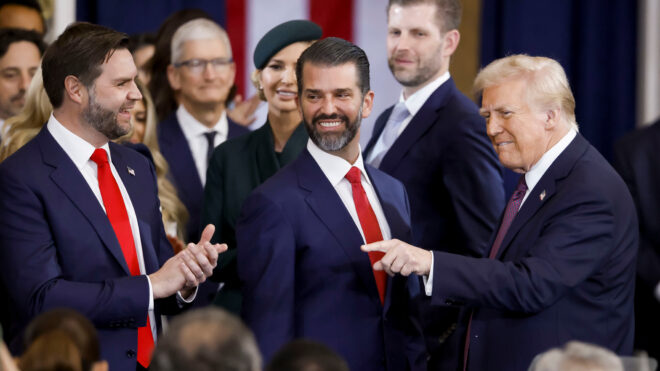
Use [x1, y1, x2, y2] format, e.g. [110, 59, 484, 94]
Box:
[512, 177, 528, 200]
[345, 166, 362, 184]
[90, 148, 109, 166]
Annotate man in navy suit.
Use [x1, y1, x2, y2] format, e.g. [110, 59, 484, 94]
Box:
[363, 1, 504, 367]
[158, 18, 249, 244]
[236, 38, 425, 371]
[363, 55, 638, 371]
[0, 22, 226, 371]
[613, 119, 660, 360]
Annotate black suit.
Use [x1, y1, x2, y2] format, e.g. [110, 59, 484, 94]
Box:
[613, 119, 660, 359]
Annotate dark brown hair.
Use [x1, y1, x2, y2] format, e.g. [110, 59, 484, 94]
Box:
[387, 0, 462, 32]
[41, 22, 129, 108]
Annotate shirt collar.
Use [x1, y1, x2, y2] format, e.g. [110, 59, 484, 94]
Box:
[176, 105, 228, 140]
[306, 139, 372, 187]
[524, 129, 577, 193]
[46, 113, 111, 170]
[399, 71, 450, 117]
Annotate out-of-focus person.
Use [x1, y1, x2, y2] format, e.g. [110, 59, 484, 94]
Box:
[129, 33, 156, 85]
[158, 18, 249, 244]
[202, 19, 320, 314]
[613, 119, 660, 361]
[0, 65, 49, 161]
[150, 307, 261, 371]
[362, 54, 638, 371]
[21, 308, 108, 371]
[529, 341, 623, 371]
[0, 0, 45, 34]
[0, 325, 19, 371]
[0, 27, 45, 138]
[19, 330, 84, 371]
[266, 340, 349, 371]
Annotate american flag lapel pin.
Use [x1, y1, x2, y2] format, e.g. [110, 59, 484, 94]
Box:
[539, 190, 546, 201]
[127, 166, 135, 176]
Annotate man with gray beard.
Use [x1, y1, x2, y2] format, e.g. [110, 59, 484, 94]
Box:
[236, 37, 426, 371]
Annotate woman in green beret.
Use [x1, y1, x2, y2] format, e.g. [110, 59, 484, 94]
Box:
[202, 20, 322, 313]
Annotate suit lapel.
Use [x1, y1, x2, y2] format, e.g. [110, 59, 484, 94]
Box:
[494, 134, 590, 259]
[296, 150, 383, 305]
[253, 122, 280, 183]
[39, 130, 131, 275]
[363, 106, 393, 158]
[379, 79, 456, 173]
[158, 115, 203, 196]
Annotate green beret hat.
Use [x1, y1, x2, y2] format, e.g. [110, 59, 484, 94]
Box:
[253, 20, 322, 69]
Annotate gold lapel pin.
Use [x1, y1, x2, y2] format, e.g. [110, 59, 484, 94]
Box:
[127, 166, 135, 176]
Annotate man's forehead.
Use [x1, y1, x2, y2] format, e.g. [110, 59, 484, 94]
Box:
[98, 49, 137, 78]
[0, 41, 41, 64]
[181, 38, 231, 56]
[302, 62, 359, 89]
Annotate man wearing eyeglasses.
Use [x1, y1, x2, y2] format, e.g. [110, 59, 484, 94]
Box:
[159, 19, 249, 247]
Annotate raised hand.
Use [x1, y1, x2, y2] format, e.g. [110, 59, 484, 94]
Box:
[150, 224, 227, 299]
[227, 94, 260, 127]
[361, 239, 432, 277]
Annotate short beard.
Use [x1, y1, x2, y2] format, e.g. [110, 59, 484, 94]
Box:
[82, 88, 129, 140]
[304, 106, 362, 152]
[388, 58, 438, 87]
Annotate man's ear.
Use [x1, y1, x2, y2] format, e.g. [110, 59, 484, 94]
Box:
[361, 90, 375, 119]
[167, 64, 180, 90]
[442, 29, 460, 58]
[63, 75, 86, 105]
[545, 108, 561, 130]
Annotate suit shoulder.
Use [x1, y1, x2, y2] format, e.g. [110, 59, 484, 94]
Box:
[0, 136, 42, 176]
[615, 120, 660, 157]
[366, 164, 405, 190]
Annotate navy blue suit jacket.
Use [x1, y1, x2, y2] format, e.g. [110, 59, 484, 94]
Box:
[157, 112, 249, 243]
[613, 120, 660, 359]
[430, 134, 638, 370]
[0, 128, 183, 371]
[236, 149, 426, 371]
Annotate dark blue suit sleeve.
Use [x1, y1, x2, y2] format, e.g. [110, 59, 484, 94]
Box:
[0, 168, 151, 328]
[430, 185, 632, 314]
[236, 191, 296, 360]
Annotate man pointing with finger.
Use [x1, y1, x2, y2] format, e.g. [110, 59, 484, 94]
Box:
[363, 55, 638, 371]
[0, 23, 227, 371]
[236, 37, 425, 371]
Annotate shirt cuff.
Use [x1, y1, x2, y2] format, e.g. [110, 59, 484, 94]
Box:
[177, 287, 198, 305]
[423, 252, 434, 296]
[146, 275, 154, 311]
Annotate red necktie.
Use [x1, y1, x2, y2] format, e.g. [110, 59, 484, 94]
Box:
[463, 176, 528, 370]
[345, 166, 387, 304]
[90, 148, 154, 368]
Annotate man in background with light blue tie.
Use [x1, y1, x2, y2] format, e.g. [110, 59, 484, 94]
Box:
[362, 1, 504, 369]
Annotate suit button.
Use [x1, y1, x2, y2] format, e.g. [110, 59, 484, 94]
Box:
[126, 350, 136, 358]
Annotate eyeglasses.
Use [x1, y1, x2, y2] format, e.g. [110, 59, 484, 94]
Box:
[173, 58, 233, 74]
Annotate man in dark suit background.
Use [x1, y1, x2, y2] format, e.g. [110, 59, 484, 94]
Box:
[157, 18, 249, 244]
[363, 0, 505, 367]
[0, 22, 226, 370]
[613, 119, 660, 360]
[236, 37, 425, 371]
[363, 54, 638, 371]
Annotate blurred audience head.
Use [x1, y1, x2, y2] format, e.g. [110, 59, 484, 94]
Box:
[0, 324, 19, 371]
[151, 308, 261, 371]
[266, 339, 349, 371]
[0, 27, 45, 121]
[0, 66, 51, 162]
[0, 0, 45, 34]
[19, 329, 83, 371]
[129, 32, 156, 84]
[167, 18, 234, 117]
[529, 341, 623, 371]
[147, 8, 212, 121]
[22, 308, 107, 371]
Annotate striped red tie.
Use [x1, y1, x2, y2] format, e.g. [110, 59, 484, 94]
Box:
[345, 166, 387, 304]
[90, 148, 154, 368]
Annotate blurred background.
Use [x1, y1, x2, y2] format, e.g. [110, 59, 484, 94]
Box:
[42, 0, 655, 163]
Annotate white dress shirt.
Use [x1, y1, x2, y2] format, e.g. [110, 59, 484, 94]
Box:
[47, 114, 158, 339]
[366, 72, 450, 165]
[424, 129, 578, 296]
[307, 140, 392, 243]
[176, 105, 228, 185]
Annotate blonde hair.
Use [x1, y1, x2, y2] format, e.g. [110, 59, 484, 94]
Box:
[529, 341, 623, 371]
[474, 54, 578, 131]
[120, 79, 189, 241]
[0, 67, 52, 162]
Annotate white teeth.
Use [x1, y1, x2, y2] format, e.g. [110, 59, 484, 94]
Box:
[277, 91, 296, 96]
[319, 121, 341, 127]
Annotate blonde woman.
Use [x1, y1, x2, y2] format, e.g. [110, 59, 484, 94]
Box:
[0, 67, 51, 162]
